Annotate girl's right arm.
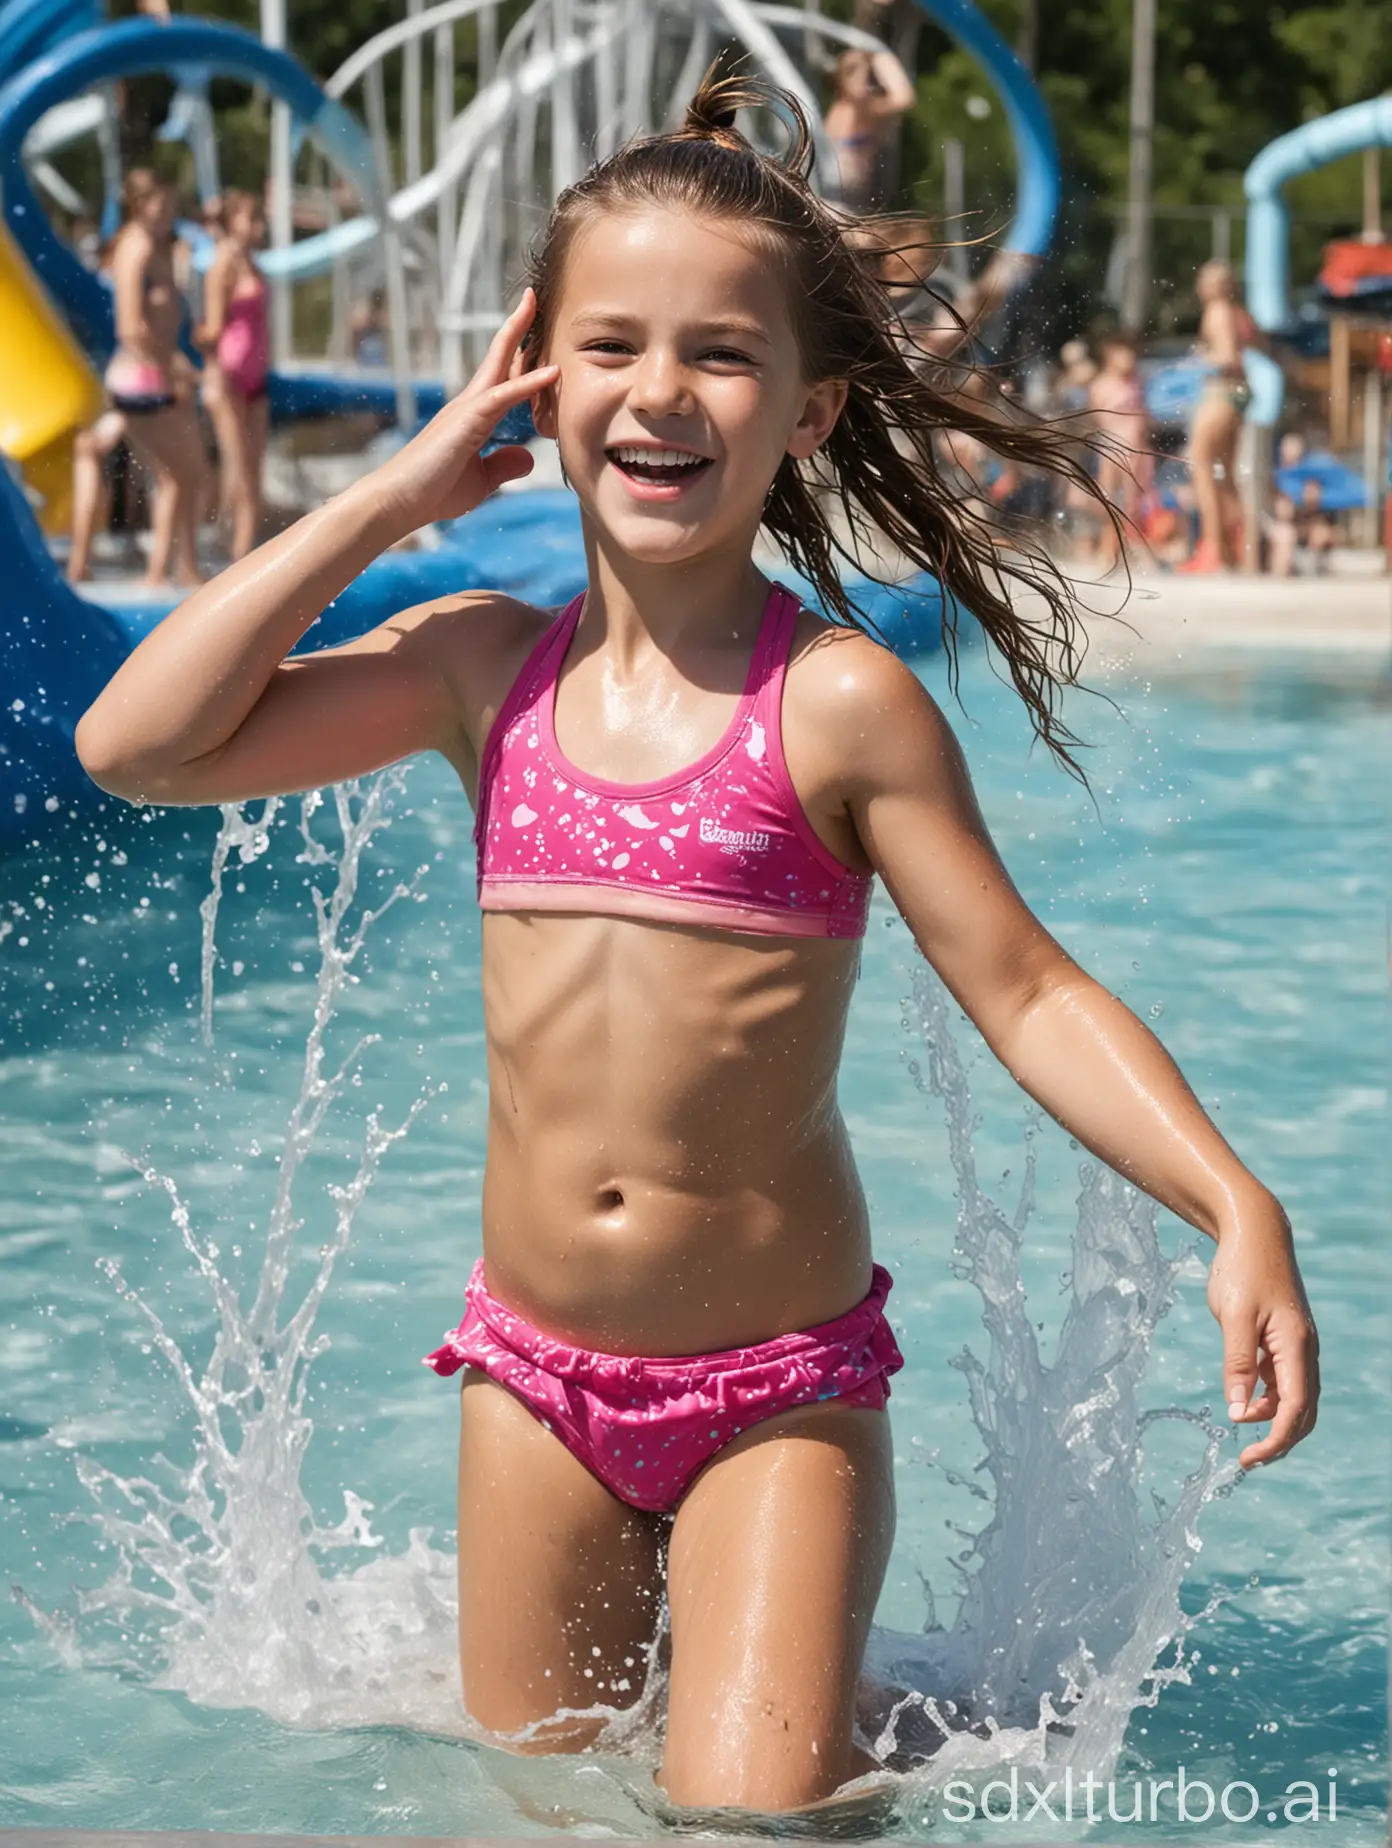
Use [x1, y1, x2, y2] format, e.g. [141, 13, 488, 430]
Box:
[867, 50, 915, 118]
[76, 293, 558, 806]
[197, 250, 230, 352]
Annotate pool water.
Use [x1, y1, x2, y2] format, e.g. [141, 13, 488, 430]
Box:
[1, 645, 1386, 1841]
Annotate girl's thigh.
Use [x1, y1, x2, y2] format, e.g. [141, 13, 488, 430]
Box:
[127, 402, 205, 485]
[662, 1402, 895, 1813]
[247, 391, 270, 469]
[1187, 399, 1236, 465]
[205, 390, 246, 470]
[456, 1369, 664, 1747]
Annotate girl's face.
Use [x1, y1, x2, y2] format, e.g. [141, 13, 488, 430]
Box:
[533, 208, 845, 570]
[138, 186, 176, 239]
[232, 201, 266, 249]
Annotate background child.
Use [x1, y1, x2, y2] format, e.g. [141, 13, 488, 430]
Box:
[1089, 330, 1153, 566]
[198, 189, 271, 560]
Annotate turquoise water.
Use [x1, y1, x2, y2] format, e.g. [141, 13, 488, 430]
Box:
[1, 644, 1386, 1840]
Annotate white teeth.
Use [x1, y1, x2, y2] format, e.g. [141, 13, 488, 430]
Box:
[611, 446, 706, 468]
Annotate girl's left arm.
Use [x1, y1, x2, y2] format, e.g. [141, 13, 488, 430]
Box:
[838, 647, 1318, 1468]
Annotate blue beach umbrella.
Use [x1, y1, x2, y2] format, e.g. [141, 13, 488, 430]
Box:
[1274, 451, 1369, 511]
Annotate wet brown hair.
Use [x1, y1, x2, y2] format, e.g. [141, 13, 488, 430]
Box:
[526, 68, 1120, 776]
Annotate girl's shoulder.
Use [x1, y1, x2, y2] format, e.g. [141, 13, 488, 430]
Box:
[390, 588, 558, 756]
[785, 605, 946, 733]
[782, 606, 960, 806]
[110, 223, 153, 270]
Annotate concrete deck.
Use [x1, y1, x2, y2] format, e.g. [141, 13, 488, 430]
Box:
[1070, 571, 1391, 670]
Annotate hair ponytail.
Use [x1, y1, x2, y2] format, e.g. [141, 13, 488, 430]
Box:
[527, 65, 1123, 780]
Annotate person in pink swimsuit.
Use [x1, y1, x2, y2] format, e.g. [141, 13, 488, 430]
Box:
[74, 71, 1318, 1816]
[198, 189, 271, 560]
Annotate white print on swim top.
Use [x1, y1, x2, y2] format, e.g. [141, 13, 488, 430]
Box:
[698, 816, 771, 856]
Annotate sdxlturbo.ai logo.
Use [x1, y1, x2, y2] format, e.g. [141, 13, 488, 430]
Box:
[941, 1765, 1340, 1826]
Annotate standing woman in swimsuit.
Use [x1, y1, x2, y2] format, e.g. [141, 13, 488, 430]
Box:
[1183, 258, 1258, 573]
[68, 170, 207, 587]
[824, 43, 915, 212]
[198, 190, 271, 561]
[73, 77, 1318, 1815]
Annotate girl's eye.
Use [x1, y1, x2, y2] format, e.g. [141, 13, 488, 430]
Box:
[582, 340, 633, 356]
[702, 348, 757, 367]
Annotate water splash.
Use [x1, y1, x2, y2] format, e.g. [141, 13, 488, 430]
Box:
[854, 966, 1240, 1812]
[49, 780, 1244, 1825]
[69, 772, 466, 1731]
[198, 796, 281, 1045]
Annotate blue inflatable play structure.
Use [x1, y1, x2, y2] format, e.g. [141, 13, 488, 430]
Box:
[0, 0, 1060, 851]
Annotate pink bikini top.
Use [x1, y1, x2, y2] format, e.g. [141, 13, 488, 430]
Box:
[474, 584, 873, 939]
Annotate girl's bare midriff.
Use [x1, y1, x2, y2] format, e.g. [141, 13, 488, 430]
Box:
[478, 911, 871, 1354]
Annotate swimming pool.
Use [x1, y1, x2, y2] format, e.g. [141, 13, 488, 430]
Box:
[1, 644, 1385, 1841]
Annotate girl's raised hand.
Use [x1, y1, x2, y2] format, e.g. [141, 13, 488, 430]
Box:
[374, 289, 559, 534]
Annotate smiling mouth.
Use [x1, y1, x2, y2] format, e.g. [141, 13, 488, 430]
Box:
[606, 445, 713, 486]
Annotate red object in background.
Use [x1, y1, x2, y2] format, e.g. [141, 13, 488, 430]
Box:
[1378, 331, 1392, 373]
[1320, 239, 1392, 297]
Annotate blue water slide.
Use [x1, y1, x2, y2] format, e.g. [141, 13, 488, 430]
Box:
[907, 0, 1059, 258]
[0, 17, 383, 365]
[1245, 95, 1392, 332]
[0, 0, 101, 89]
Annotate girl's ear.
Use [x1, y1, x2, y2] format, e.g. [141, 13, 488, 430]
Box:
[530, 376, 559, 440]
[786, 378, 849, 461]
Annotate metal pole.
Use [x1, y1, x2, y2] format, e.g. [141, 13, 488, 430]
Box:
[1330, 314, 1350, 450]
[404, 0, 423, 185]
[803, 0, 823, 73]
[260, 0, 293, 367]
[1016, 0, 1038, 75]
[435, 18, 456, 362]
[1363, 365, 1383, 548]
[1363, 144, 1382, 240]
[1121, 0, 1156, 333]
[943, 136, 967, 284]
[365, 61, 418, 434]
[552, 0, 579, 191]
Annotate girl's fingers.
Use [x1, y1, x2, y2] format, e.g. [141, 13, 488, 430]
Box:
[479, 443, 535, 493]
[1220, 1307, 1260, 1425]
[1235, 1317, 1317, 1467]
[473, 289, 538, 390]
[459, 364, 558, 429]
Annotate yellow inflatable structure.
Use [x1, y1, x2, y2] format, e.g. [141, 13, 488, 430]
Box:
[0, 220, 103, 532]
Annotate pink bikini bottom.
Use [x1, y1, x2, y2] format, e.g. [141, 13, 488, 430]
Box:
[425, 1258, 904, 1514]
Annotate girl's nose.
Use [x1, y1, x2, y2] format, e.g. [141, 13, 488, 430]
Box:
[628, 351, 694, 418]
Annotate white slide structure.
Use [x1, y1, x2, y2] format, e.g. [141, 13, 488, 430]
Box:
[305, 0, 878, 393]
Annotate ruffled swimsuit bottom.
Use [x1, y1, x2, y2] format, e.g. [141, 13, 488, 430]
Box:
[425, 1259, 904, 1514]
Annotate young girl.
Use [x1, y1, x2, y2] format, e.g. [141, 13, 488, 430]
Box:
[1088, 331, 1153, 568]
[68, 170, 207, 587]
[198, 189, 271, 561]
[74, 75, 1318, 1818]
[1183, 258, 1259, 574]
